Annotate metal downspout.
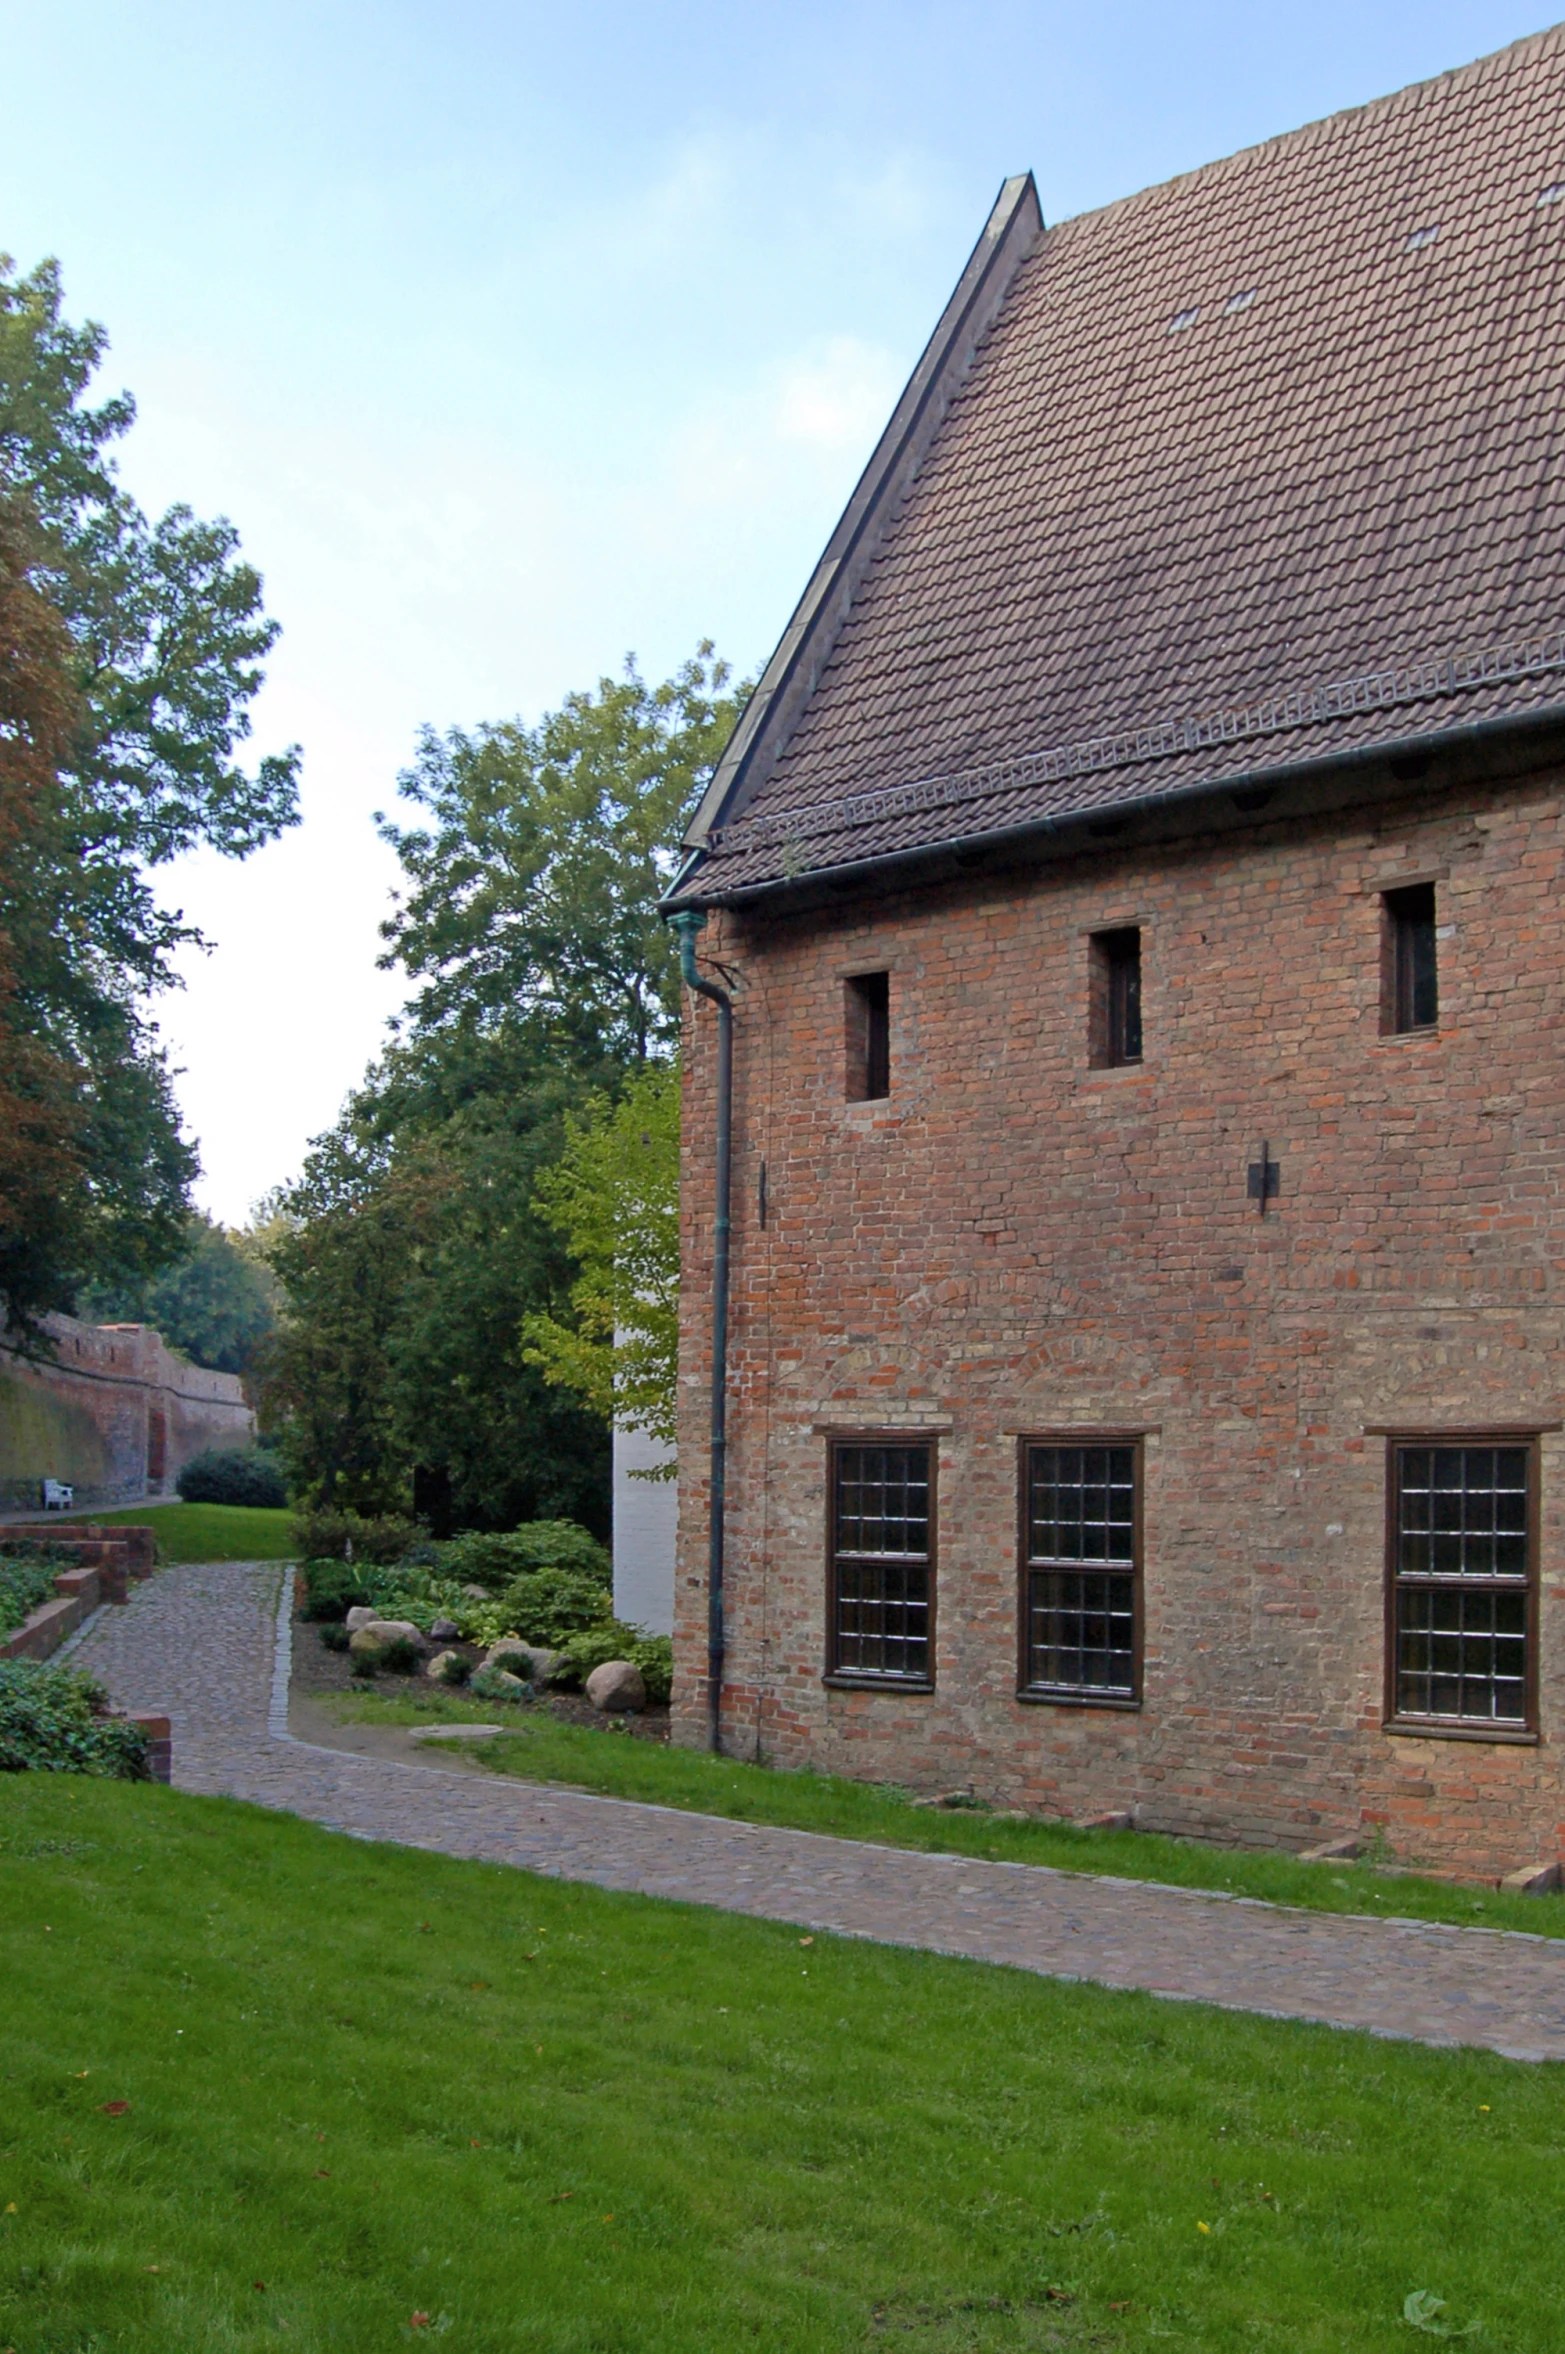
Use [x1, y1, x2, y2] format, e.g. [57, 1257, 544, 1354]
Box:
[667, 908, 732, 1752]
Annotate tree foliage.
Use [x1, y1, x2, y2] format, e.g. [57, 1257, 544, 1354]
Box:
[378, 647, 739, 1065]
[268, 651, 740, 1533]
[0, 256, 298, 1334]
[524, 1060, 679, 1461]
[80, 1212, 278, 1375]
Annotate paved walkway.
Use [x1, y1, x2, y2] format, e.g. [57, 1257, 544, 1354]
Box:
[60, 1561, 1565, 2063]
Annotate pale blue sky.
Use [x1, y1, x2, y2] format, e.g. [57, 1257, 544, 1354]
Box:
[1, 0, 1551, 1218]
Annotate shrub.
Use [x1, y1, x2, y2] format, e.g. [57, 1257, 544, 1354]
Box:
[431, 1650, 470, 1686]
[317, 1622, 351, 1653]
[551, 1622, 674, 1704]
[289, 1507, 423, 1566]
[0, 1557, 60, 1640]
[349, 1651, 378, 1680]
[379, 1635, 421, 1675]
[299, 1559, 369, 1622]
[437, 1521, 610, 1595]
[0, 1661, 149, 1777]
[177, 1447, 288, 1509]
[469, 1662, 533, 1704]
[495, 1567, 619, 1647]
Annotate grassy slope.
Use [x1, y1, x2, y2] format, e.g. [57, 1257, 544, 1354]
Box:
[0, 1775, 1555, 2353]
[74, 1503, 294, 1562]
[335, 1680, 1565, 1941]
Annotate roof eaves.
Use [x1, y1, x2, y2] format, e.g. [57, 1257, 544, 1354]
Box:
[677, 170, 1045, 869]
[673, 696, 1565, 912]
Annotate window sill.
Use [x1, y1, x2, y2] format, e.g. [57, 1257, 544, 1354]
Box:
[823, 1673, 934, 1695]
[1384, 1717, 1538, 1746]
[1017, 1688, 1141, 1712]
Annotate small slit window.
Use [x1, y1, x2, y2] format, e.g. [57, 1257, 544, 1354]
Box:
[1382, 883, 1438, 1033]
[829, 1442, 933, 1684]
[1224, 288, 1256, 313]
[1405, 224, 1441, 251]
[1539, 182, 1565, 207]
[1388, 1442, 1535, 1732]
[1168, 306, 1200, 333]
[845, 971, 890, 1101]
[1022, 1442, 1140, 1702]
[1090, 927, 1143, 1067]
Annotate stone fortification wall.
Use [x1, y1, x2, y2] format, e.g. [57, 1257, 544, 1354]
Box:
[0, 1312, 254, 1509]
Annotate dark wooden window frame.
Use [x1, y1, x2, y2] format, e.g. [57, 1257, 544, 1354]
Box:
[1016, 1432, 1144, 1710]
[844, 970, 891, 1101]
[1381, 881, 1439, 1035]
[823, 1431, 937, 1691]
[1088, 928, 1144, 1069]
[1382, 1431, 1541, 1744]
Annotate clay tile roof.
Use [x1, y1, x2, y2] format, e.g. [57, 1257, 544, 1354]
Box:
[675, 26, 1565, 904]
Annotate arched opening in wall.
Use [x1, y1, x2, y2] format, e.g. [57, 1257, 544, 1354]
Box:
[147, 1406, 167, 1491]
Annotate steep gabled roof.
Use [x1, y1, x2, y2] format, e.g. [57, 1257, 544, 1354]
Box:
[672, 26, 1565, 906]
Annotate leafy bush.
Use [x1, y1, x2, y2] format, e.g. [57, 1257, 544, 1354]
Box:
[317, 1622, 351, 1653]
[551, 1622, 673, 1704]
[299, 1559, 369, 1621]
[177, 1447, 288, 1508]
[290, 1507, 422, 1566]
[0, 1557, 60, 1639]
[0, 1661, 149, 1777]
[494, 1567, 620, 1647]
[349, 1651, 379, 1680]
[437, 1521, 610, 1595]
[430, 1650, 470, 1686]
[469, 1661, 533, 1704]
[379, 1635, 421, 1675]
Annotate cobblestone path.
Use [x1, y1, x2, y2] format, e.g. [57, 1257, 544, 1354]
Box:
[64, 1561, 1565, 2063]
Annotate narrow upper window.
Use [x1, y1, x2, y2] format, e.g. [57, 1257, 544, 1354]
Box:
[1090, 927, 1143, 1067]
[1383, 883, 1438, 1033]
[828, 1442, 933, 1684]
[1388, 1442, 1535, 1732]
[1168, 306, 1200, 333]
[1405, 224, 1441, 251]
[1021, 1442, 1140, 1702]
[845, 971, 890, 1100]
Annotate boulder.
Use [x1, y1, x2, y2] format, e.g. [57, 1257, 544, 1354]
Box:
[484, 1639, 535, 1679]
[585, 1659, 646, 1714]
[426, 1649, 466, 1683]
[429, 1616, 461, 1641]
[348, 1626, 387, 1658]
[345, 1606, 379, 1632]
[364, 1618, 425, 1647]
[461, 1583, 489, 1600]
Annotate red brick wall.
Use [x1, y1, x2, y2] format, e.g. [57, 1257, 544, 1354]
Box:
[674, 761, 1565, 1875]
[0, 1314, 254, 1509]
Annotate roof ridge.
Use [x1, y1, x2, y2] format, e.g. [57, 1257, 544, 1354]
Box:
[709, 625, 1565, 857]
[1044, 19, 1565, 241]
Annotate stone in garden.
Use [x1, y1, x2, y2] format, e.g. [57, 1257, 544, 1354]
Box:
[484, 1639, 534, 1678]
[345, 1606, 379, 1632]
[586, 1660, 645, 1714]
[461, 1584, 489, 1600]
[349, 1626, 387, 1658]
[411, 1723, 506, 1742]
[426, 1649, 464, 1681]
[429, 1617, 460, 1641]
[363, 1618, 425, 1648]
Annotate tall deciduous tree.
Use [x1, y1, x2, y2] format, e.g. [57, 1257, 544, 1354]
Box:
[268, 651, 742, 1531]
[524, 1060, 679, 1463]
[0, 257, 299, 1331]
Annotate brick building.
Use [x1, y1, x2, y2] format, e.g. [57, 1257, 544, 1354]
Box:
[664, 31, 1565, 1874]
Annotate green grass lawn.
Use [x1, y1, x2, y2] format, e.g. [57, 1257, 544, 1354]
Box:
[1, 1774, 1557, 2352]
[72, 1503, 294, 1562]
[335, 1679, 1565, 1943]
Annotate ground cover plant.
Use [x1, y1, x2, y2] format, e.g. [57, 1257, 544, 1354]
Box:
[334, 1682, 1565, 1942]
[75, 1505, 295, 1563]
[0, 1549, 60, 1638]
[0, 1662, 147, 1776]
[1, 1774, 1559, 2351]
